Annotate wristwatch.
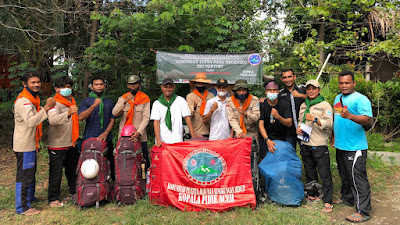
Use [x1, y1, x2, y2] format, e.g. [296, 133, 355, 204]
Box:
[264, 137, 270, 143]
[313, 117, 318, 123]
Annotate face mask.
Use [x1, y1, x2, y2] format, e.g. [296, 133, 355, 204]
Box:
[93, 90, 103, 97]
[26, 87, 39, 97]
[60, 88, 72, 97]
[130, 88, 138, 95]
[196, 86, 206, 93]
[234, 92, 249, 101]
[217, 91, 227, 97]
[267, 93, 278, 101]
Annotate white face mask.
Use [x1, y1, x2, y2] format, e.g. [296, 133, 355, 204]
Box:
[267, 92, 278, 101]
[60, 88, 72, 97]
[217, 91, 227, 97]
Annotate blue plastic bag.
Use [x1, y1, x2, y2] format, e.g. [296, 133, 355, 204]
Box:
[259, 140, 304, 206]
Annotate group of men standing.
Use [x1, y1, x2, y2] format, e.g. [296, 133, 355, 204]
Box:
[13, 69, 372, 222]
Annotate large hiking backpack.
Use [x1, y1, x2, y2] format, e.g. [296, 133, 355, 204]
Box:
[113, 135, 145, 204]
[259, 140, 304, 206]
[75, 138, 111, 208]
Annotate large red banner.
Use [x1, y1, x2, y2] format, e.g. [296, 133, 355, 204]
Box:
[149, 138, 256, 212]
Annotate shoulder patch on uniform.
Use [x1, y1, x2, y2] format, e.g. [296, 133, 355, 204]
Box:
[326, 110, 332, 116]
[49, 107, 56, 112]
[23, 103, 32, 107]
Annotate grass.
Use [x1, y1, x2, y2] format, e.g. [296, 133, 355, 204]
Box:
[1, 144, 399, 225]
[1, 99, 400, 224]
[367, 132, 400, 153]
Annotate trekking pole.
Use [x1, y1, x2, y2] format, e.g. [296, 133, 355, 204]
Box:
[316, 53, 331, 81]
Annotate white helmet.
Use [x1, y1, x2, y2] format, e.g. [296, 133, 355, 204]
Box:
[81, 159, 100, 179]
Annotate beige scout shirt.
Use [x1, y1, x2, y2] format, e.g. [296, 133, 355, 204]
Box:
[298, 101, 333, 146]
[112, 96, 150, 141]
[226, 95, 260, 138]
[186, 92, 214, 135]
[48, 102, 74, 148]
[13, 97, 48, 152]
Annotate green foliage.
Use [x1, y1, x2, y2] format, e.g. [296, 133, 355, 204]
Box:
[367, 133, 400, 152]
[86, 0, 267, 92]
[263, 0, 400, 81]
[50, 61, 86, 96]
[369, 78, 400, 132]
[7, 62, 36, 88]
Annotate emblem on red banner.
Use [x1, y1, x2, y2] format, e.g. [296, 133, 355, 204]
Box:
[183, 149, 227, 185]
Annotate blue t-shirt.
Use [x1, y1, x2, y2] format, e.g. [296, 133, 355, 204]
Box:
[333, 92, 372, 151]
[79, 97, 115, 142]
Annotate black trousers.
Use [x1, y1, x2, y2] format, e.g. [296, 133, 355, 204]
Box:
[336, 149, 371, 217]
[48, 147, 79, 202]
[286, 133, 301, 151]
[106, 140, 115, 182]
[141, 142, 149, 171]
[300, 145, 333, 204]
[15, 151, 37, 214]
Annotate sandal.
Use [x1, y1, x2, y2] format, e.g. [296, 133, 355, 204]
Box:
[346, 213, 370, 223]
[62, 194, 74, 204]
[322, 203, 333, 213]
[49, 200, 64, 208]
[306, 196, 320, 202]
[333, 198, 353, 207]
[20, 208, 40, 216]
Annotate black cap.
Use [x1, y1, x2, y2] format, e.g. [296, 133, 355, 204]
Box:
[162, 78, 174, 85]
[216, 78, 228, 87]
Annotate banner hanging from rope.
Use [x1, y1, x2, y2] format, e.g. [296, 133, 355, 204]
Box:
[156, 51, 263, 84]
[149, 138, 256, 212]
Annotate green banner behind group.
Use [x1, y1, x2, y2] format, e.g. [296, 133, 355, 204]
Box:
[156, 51, 263, 84]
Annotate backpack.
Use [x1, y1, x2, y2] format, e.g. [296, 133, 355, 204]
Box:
[259, 140, 304, 206]
[112, 136, 145, 204]
[75, 138, 111, 208]
[304, 180, 323, 198]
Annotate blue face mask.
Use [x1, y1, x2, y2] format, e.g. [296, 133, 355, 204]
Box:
[60, 88, 72, 97]
[267, 92, 278, 101]
[234, 92, 249, 101]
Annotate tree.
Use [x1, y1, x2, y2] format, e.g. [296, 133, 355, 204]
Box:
[86, 0, 269, 97]
[0, 0, 93, 85]
[264, 0, 400, 75]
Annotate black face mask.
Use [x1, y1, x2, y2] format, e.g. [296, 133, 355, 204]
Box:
[93, 90, 104, 97]
[195, 86, 207, 93]
[130, 88, 139, 95]
[234, 92, 249, 101]
[25, 86, 39, 97]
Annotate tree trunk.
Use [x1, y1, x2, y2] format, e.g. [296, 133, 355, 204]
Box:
[318, 21, 325, 71]
[83, 0, 100, 97]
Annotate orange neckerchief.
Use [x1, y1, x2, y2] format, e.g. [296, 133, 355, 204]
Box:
[15, 88, 42, 150]
[54, 93, 79, 147]
[231, 94, 253, 134]
[122, 91, 150, 126]
[192, 89, 209, 116]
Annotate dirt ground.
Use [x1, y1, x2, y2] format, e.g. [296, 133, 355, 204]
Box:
[328, 187, 400, 224]
[1, 147, 399, 224]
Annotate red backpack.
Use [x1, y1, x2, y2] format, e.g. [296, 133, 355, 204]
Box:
[75, 138, 111, 208]
[112, 136, 145, 204]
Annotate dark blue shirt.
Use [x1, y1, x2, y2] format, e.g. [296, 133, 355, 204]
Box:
[79, 97, 115, 142]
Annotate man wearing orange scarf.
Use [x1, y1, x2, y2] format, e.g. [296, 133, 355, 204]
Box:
[226, 79, 260, 139]
[113, 75, 150, 170]
[186, 73, 214, 137]
[47, 76, 80, 208]
[13, 72, 56, 215]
